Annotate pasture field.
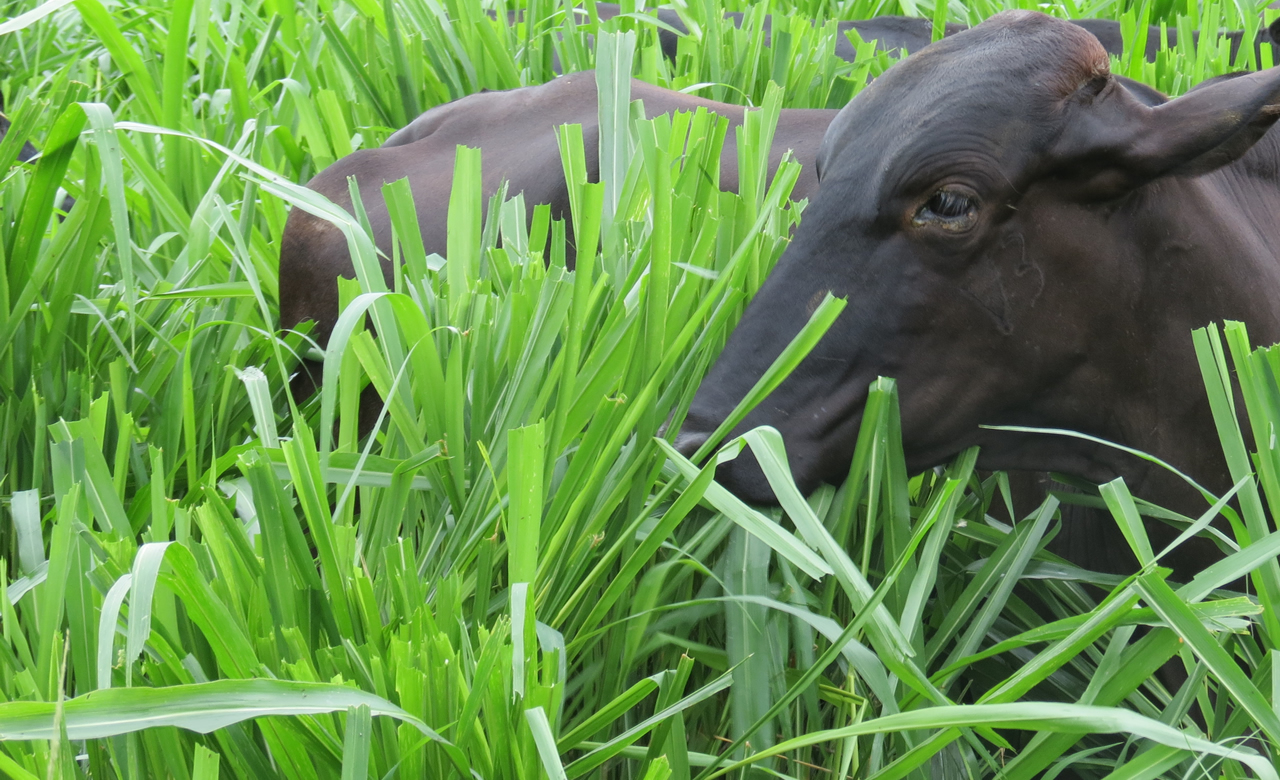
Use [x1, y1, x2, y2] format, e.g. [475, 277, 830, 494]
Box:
[2, 0, 1280, 777]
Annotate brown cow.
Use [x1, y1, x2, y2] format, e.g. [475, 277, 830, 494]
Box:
[279, 72, 836, 358]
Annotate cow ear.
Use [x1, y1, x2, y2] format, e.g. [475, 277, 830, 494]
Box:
[1051, 68, 1280, 198]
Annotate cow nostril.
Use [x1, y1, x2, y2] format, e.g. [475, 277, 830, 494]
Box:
[673, 430, 710, 460]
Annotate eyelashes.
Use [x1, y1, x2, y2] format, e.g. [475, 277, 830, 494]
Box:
[913, 188, 979, 231]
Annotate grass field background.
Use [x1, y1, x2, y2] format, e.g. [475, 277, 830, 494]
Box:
[2, 0, 1280, 777]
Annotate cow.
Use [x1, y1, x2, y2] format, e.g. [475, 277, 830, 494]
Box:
[673, 10, 1280, 582]
[278, 73, 838, 389]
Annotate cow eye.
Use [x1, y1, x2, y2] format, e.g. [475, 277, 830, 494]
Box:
[913, 188, 978, 231]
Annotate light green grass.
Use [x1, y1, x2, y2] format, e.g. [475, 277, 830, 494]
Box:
[0, 0, 1279, 777]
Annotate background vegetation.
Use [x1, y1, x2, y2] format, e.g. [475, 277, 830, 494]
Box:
[1, 0, 1279, 777]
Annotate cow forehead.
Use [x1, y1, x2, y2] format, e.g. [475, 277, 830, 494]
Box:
[921, 10, 1111, 85]
[819, 11, 1110, 181]
[819, 12, 1111, 193]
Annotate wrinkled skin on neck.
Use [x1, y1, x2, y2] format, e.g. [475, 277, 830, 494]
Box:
[676, 11, 1280, 580]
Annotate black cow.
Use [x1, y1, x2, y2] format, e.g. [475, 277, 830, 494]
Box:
[674, 11, 1280, 580]
[279, 73, 837, 365]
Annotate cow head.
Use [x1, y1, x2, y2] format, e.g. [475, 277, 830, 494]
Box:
[676, 10, 1280, 502]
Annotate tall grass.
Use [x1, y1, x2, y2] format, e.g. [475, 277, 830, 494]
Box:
[0, 0, 1279, 777]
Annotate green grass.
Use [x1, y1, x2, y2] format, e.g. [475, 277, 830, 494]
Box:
[0, 0, 1279, 777]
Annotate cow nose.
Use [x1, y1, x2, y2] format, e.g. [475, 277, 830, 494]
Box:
[673, 430, 709, 460]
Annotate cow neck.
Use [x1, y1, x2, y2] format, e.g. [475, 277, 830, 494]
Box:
[1108, 154, 1280, 513]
